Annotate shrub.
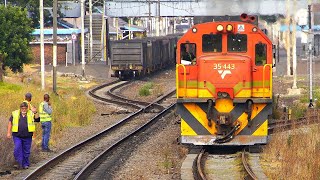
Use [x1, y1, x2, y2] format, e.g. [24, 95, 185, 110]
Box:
[139, 82, 154, 96]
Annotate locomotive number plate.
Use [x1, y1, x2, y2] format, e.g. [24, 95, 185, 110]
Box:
[213, 63, 235, 70]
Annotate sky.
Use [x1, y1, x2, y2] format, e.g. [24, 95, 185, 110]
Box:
[106, 0, 316, 17]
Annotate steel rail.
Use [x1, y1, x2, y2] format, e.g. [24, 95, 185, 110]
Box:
[242, 149, 258, 180]
[268, 115, 319, 134]
[73, 103, 175, 179]
[24, 85, 176, 180]
[193, 149, 207, 180]
[107, 81, 165, 111]
[88, 80, 141, 109]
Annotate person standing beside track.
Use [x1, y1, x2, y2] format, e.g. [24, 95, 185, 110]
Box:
[39, 94, 53, 152]
[23, 92, 34, 110]
[6, 102, 39, 169]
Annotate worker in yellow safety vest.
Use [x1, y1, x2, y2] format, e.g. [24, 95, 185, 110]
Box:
[39, 94, 53, 152]
[7, 102, 39, 169]
[23, 92, 34, 110]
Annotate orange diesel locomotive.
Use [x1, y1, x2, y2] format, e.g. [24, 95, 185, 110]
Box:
[176, 14, 273, 145]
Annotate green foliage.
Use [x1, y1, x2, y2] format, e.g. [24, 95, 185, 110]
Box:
[0, 5, 34, 73]
[139, 82, 154, 96]
[0, 82, 22, 93]
[6, 0, 53, 28]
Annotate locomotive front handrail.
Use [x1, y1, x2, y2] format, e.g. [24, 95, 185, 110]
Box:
[262, 64, 272, 98]
[176, 64, 187, 98]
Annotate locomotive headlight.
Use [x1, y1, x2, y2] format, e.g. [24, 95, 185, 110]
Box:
[217, 92, 229, 98]
[221, 92, 228, 98]
[217, 24, 224, 32]
[226, 24, 233, 32]
[252, 27, 258, 32]
[192, 27, 197, 33]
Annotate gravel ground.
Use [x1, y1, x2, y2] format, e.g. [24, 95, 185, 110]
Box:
[119, 69, 176, 102]
[113, 114, 187, 180]
[110, 68, 189, 179]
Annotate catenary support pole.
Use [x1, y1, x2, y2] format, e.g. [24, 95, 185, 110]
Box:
[81, 0, 86, 78]
[89, 0, 93, 62]
[40, 0, 45, 90]
[286, 0, 291, 76]
[53, 0, 57, 93]
[292, 0, 297, 89]
[308, 4, 313, 107]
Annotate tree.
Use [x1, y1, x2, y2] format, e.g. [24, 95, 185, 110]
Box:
[6, 0, 53, 28]
[0, 5, 34, 81]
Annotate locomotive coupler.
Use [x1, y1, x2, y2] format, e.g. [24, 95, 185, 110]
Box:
[214, 123, 240, 144]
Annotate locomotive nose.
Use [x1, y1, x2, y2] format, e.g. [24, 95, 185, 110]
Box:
[198, 56, 252, 99]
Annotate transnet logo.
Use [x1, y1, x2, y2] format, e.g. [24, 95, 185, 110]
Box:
[218, 70, 232, 79]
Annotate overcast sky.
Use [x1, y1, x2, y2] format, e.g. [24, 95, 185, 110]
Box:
[106, 0, 317, 17]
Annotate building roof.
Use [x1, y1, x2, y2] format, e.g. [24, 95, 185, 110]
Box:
[280, 25, 320, 32]
[32, 28, 88, 35]
[108, 17, 146, 34]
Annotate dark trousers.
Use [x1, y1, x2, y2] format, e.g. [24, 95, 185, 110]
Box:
[41, 121, 52, 150]
[13, 136, 32, 168]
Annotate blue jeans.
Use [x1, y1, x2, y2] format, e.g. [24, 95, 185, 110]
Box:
[13, 136, 32, 168]
[41, 121, 52, 150]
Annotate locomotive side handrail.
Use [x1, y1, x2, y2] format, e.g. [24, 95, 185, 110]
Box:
[176, 64, 187, 98]
[262, 64, 272, 98]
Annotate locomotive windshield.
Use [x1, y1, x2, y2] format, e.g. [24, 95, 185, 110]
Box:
[227, 34, 247, 52]
[202, 34, 222, 52]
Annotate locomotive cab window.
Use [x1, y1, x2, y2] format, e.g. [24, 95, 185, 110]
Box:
[227, 34, 247, 52]
[202, 34, 222, 53]
[255, 43, 267, 66]
[180, 43, 196, 65]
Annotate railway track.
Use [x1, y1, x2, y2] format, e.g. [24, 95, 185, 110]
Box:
[192, 148, 265, 180]
[189, 112, 320, 180]
[22, 80, 176, 180]
[268, 113, 320, 134]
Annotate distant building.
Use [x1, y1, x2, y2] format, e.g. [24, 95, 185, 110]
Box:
[30, 27, 86, 65]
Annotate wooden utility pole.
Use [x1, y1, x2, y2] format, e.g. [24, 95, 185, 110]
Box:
[53, 0, 57, 93]
[40, 0, 45, 90]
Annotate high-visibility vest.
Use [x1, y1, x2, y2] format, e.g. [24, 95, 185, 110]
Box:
[39, 101, 52, 122]
[12, 110, 35, 132]
[22, 100, 33, 110]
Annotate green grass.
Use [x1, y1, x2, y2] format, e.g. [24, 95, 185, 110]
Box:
[0, 82, 22, 94]
[0, 72, 96, 167]
[139, 82, 154, 96]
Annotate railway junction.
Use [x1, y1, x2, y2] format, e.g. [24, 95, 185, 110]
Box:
[0, 55, 319, 179]
[1, 1, 320, 180]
